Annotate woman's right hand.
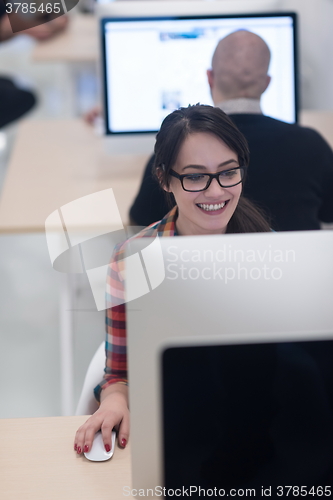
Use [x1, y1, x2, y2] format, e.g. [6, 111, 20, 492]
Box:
[74, 384, 129, 455]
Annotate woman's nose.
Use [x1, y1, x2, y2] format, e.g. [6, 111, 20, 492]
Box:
[204, 177, 226, 197]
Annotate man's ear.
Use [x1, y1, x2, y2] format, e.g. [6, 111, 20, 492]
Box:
[207, 69, 214, 90]
[263, 75, 271, 93]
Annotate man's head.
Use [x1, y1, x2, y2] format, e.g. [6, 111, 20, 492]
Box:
[207, 30, 271, 104]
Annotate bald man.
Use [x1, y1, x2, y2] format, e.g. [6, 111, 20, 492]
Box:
[130, 30, 333, 231]
[207, 30, 271, 108]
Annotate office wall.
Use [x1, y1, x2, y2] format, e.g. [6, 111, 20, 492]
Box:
[281, 0, 333, 110]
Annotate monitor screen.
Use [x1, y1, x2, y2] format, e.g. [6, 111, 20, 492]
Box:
[162, 340, 333, 497]
[101, 12, 298, 135]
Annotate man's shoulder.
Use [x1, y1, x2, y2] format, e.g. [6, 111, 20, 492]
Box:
[231, 113, 294, 129]
[231, 113, 330, 144]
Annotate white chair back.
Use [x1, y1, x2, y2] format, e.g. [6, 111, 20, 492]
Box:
[75, 341, 105, 415]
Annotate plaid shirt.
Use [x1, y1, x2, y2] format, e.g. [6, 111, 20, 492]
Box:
[94, 206, 178, 401]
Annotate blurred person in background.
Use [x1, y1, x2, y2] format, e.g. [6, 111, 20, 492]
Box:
[0, 2, 68, 128]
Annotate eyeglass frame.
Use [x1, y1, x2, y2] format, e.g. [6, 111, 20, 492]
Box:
[168, 166, 246, 192]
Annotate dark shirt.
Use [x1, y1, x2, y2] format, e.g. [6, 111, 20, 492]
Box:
[130, 114, 333, 231]
[0, 2, 5, 17]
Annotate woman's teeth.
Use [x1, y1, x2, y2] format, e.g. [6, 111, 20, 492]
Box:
[197, 202, 226, 212]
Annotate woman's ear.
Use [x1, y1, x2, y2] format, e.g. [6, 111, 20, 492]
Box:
[156, 166, 171, 192]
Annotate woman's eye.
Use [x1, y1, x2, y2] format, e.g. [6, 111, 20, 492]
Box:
[186, 175, 205, 182]
[220, 169, 237, 178]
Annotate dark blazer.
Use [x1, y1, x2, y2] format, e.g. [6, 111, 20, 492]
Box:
[129, 114, 333, 231]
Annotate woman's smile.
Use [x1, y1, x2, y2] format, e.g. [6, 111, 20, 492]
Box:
[196, 200, 230, 214]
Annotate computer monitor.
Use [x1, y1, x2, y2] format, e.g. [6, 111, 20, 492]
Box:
[125, 230, 333, 492]
[100, 10, 298, 153]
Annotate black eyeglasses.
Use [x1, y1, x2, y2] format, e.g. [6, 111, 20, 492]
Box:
[169, 167, 245, 192]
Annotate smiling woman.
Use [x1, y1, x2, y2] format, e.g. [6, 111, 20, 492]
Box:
[154, 105, 271, 235]
[74, 104, 271, 457]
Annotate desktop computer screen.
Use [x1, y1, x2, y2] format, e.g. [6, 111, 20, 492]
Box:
[162, 339, 333, 497]
[101, 11, 298, 138]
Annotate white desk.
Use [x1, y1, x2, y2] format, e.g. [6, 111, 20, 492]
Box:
[0, 416, 141, 500]
[33, 14, 98, 63]
[0, 119, 148, 232]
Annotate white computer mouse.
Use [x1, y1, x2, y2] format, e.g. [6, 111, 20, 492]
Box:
[84, 430, 116, 462]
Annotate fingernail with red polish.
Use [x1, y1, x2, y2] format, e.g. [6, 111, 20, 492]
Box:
[77, 446, 82, 454]
[105, 444, 111, 452]
[84, 445, 89, 453]
[121, 438, 127, 448]
[74, 444, 77, 451]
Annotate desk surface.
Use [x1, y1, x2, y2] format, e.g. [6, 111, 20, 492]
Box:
[0, 111, 332, 233]
[0, 415, 138, 500]
[0, 119, 148, 233]
[33, 14, 98, 63]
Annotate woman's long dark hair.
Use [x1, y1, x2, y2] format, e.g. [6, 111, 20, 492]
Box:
[153, 104, 271, 233]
